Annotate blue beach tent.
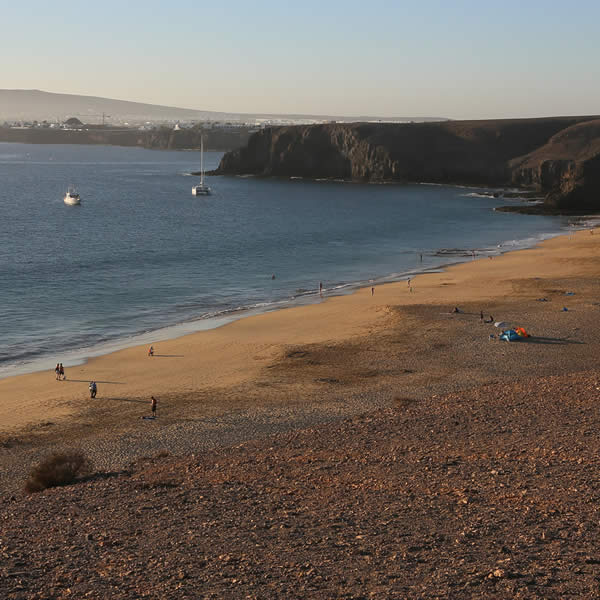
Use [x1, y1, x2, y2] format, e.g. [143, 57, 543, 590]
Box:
[499, 329, 521, 342]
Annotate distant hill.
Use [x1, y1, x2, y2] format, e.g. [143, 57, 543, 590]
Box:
[0, 89, 445, 124]
[0, 90, 230, 123]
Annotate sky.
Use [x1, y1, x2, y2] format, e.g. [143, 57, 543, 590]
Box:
[1, 0, 599, 119]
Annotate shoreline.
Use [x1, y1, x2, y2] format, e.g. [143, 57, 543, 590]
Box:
[1, 218, 593, 382]
[1, 224, 599, 438]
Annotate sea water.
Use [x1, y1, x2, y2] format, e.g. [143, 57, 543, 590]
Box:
[0, 142, 585, 378]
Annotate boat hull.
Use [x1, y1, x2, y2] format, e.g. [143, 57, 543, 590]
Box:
[64, 196, 81, 205]
[192, 186, 211, 196]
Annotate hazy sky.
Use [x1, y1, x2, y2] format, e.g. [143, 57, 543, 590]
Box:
[2, 0, 599, 119]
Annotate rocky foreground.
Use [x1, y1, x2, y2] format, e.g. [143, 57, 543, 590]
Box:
[2, 371, 600, 599]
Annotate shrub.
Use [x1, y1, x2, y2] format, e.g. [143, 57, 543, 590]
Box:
[25, 451, 89, 493]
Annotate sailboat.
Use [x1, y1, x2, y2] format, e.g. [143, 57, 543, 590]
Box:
[192, 136, 211, 196]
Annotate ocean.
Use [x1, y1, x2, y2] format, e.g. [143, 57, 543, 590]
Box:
[0, 142, 586, 379]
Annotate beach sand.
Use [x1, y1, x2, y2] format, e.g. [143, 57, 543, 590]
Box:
[1, 227, 599, 491]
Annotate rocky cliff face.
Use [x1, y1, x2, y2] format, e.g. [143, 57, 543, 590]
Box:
[215, 117, 600, 211]
[509, 119, 600, 210]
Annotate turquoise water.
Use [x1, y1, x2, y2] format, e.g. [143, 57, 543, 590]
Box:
[0, 142, 580, 378]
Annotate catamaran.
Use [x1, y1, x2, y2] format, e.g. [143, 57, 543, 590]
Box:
[64, 186, 81, 205]
[192, 136, 211, 196]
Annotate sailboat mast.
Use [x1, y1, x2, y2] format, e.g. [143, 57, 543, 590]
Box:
[200, 136, 204, 185]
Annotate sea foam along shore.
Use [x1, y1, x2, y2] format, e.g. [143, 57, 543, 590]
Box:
[0, 225, 599, 436]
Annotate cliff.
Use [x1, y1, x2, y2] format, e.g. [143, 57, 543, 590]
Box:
[509, 119, 600, 210]
[215, 117, 600, 211]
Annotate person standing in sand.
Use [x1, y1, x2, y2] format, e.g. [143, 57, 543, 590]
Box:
[59, 363, 65, 380]
[371, 287, 374, 296]
[55, 364, 60, 380]
[151, 396, 157, 418]
[148, 346, 154, 357]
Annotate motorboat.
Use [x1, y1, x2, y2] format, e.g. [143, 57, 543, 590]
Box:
[192, 136, 211, 196]
[64, 186, 81, 205]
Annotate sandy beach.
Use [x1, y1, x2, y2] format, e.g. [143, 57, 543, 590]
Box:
[3, 225, 600, 599]
[1, 226, 600, 492]
[2, 226, 600, 598]
[1, 227, 598, 431]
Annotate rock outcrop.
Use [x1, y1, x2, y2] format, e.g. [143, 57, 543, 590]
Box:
[215, 117, 600, 211]
[509, 119, 600, 210]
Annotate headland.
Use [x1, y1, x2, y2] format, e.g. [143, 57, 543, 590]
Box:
[0, 125, 252, 152]
[214, 117, 600, 213]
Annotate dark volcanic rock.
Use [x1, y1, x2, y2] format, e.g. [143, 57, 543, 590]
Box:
[510, 119, 600, 211]
[215, 116, 600, 212]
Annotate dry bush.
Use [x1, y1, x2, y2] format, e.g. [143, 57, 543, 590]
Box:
[25, 451, 90, 493]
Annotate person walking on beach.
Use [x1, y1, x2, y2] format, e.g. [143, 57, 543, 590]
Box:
[148, 346, 154, 357]
[55, 363, 60, 380]
[480, 310, 484, 322]
[371, 286, 374, 296]
[319, 282, 323, 297]
[59, 363, 65, 380]
[89, 381, 97, 399]
[407, 278, 411, 287]
[151, 396, 157, 418]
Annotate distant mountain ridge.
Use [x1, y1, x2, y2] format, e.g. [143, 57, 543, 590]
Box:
[0, 89, 445, 124]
